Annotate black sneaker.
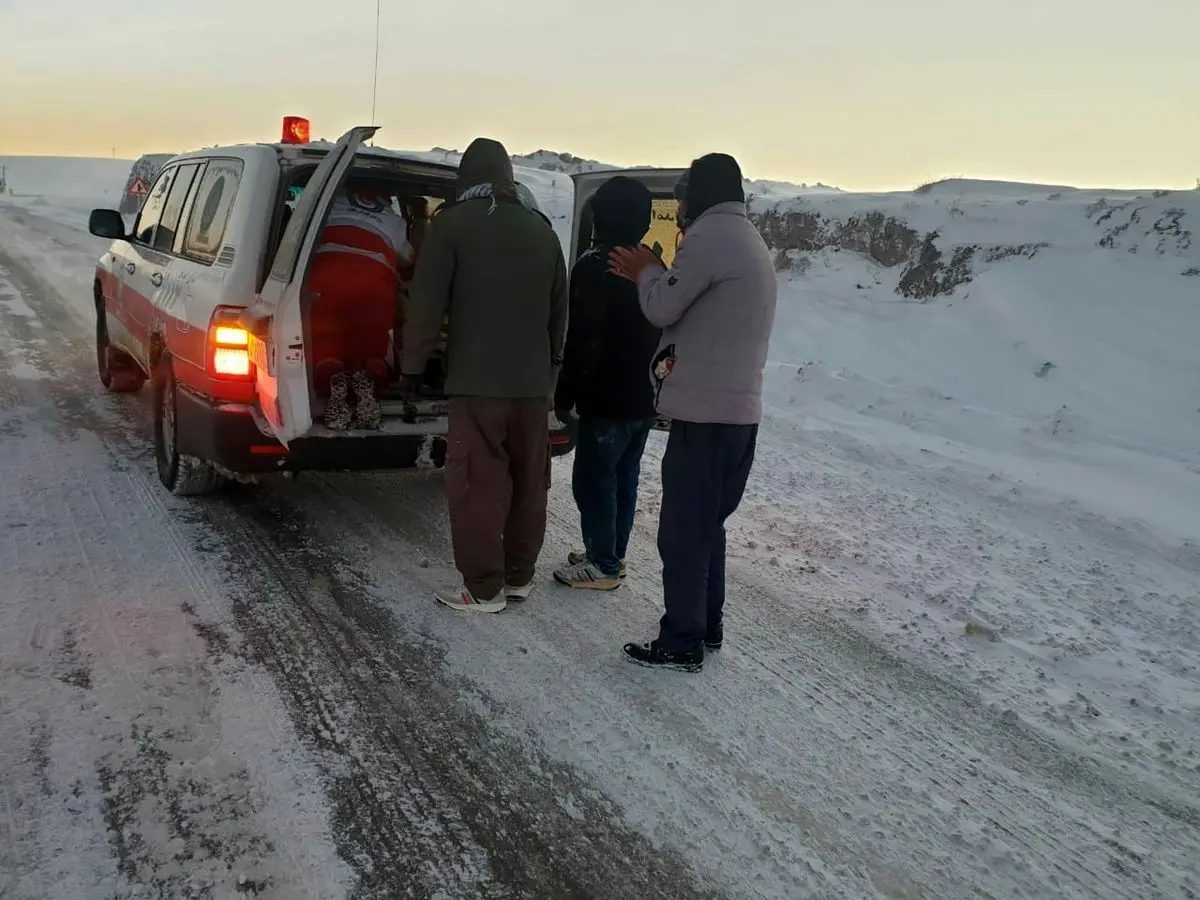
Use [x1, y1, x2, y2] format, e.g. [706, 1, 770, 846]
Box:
[704, 622, 724, 651]
[622, 641, 703, 673]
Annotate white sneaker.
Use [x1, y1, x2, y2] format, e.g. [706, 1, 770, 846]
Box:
[504, 582, 534, 601]
[435, 585, 506, 613]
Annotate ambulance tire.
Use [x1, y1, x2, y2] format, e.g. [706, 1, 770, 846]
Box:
[153, 357, 225, 497]
[95, 304, 146, 393]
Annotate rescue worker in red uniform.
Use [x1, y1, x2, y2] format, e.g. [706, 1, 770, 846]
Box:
[309, 179, 413, 430]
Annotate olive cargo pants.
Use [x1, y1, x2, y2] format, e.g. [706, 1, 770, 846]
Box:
[446, 397, 551, 601]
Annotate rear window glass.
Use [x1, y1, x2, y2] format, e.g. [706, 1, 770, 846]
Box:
[183, 159, 244, 264]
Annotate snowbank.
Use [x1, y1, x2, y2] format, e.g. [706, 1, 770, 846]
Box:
[757, 184, 1200, 537]
[0, 156, 133, 206]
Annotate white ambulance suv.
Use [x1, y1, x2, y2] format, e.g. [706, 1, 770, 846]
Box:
[89, 122, 684, 495]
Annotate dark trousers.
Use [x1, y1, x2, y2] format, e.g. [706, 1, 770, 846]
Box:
[446, 397, 551, 601]
[571, 417, 656, 575]
[656, 420, 758, 652]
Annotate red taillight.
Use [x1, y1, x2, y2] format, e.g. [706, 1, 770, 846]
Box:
[281, 116, 310, 144]
[207, 307, 254, 380]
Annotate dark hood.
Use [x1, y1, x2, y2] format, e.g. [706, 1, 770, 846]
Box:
[673, 171, 691, 229]
[673, 172, 689, 201]
[591, 176, 652, 246]
[684, 153, 745, 221]
[457, 137, 518, 201]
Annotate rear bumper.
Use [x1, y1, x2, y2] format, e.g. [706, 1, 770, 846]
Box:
[175, 386, 574, 475]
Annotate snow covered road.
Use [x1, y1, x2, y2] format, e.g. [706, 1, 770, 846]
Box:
[0, 202, 1197, 899]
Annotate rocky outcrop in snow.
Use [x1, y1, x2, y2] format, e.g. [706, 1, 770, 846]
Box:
[750, 206, 1046, 300]
[750, 187, 1198, 300]
[511, 149, 617, 174]
[1090, 198, 1193, 257]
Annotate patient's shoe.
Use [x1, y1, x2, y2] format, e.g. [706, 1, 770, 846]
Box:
[325, 371, 352, 430]
[313, 358, 345, 397]
[351, 370, 382, 429]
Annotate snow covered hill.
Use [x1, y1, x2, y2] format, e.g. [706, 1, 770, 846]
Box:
[0, 156, 132, 206]
[754, 183, 1200, 492]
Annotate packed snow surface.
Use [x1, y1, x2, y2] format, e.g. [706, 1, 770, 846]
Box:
[0, 149, 1197, 899]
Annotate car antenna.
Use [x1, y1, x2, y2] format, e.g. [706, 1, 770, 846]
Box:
[369, 0, 381, 146]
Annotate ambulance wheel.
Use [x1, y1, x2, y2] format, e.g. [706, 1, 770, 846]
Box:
[95, 303, 146, 393]
[153, 358, 224, 496]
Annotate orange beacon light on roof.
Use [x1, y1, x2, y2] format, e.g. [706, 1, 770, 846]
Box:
[281, 116, 311, 144]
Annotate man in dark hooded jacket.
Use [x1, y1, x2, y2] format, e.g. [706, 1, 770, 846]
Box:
[609, 153, 777, 672]
[401, 137, 568, 613]
[552, 176, 661, 591]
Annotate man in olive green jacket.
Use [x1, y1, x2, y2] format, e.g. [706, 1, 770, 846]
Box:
[401, 137, 568, 613]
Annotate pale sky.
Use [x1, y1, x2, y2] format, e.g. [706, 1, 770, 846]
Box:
[1, 0, 1196, 191]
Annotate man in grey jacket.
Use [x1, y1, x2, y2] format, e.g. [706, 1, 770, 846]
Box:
[610, 153, 777, 672]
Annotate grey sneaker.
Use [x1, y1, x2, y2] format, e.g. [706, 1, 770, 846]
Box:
[324, 372, 352, 430]
[567, 550, 627, 579]
[351, 370, 382, 429]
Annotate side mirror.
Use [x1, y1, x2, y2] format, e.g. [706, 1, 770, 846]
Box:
[88, 209, 126, 239]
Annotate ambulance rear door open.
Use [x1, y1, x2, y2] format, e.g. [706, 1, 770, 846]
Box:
[242, 125, 377, 445]
[568, 168, 688, 267]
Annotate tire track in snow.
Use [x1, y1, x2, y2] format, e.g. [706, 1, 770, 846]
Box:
[737, 429, 1200, 826]
[288, 433, 1200, 898]
[0, 216, 719, 899]
[630, 443, 1199, 897]
[0, 251, 351, 899]
[204, 488, 720, 899]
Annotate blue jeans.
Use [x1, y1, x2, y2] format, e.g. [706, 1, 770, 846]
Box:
[571, 417, 656, 576]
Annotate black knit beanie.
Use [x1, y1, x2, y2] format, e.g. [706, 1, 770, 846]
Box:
[684, 153, 745, 221]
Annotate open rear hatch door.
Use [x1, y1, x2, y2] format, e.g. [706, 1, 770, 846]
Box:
[243, 124, 378, 445]
[570, 167, 687, 431]
[569, 168, 688, 266]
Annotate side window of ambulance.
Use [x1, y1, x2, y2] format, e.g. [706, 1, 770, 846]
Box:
[152, 163, 201, 253]
[133, 168, 175, 245]
[182, 159, 245, 264]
